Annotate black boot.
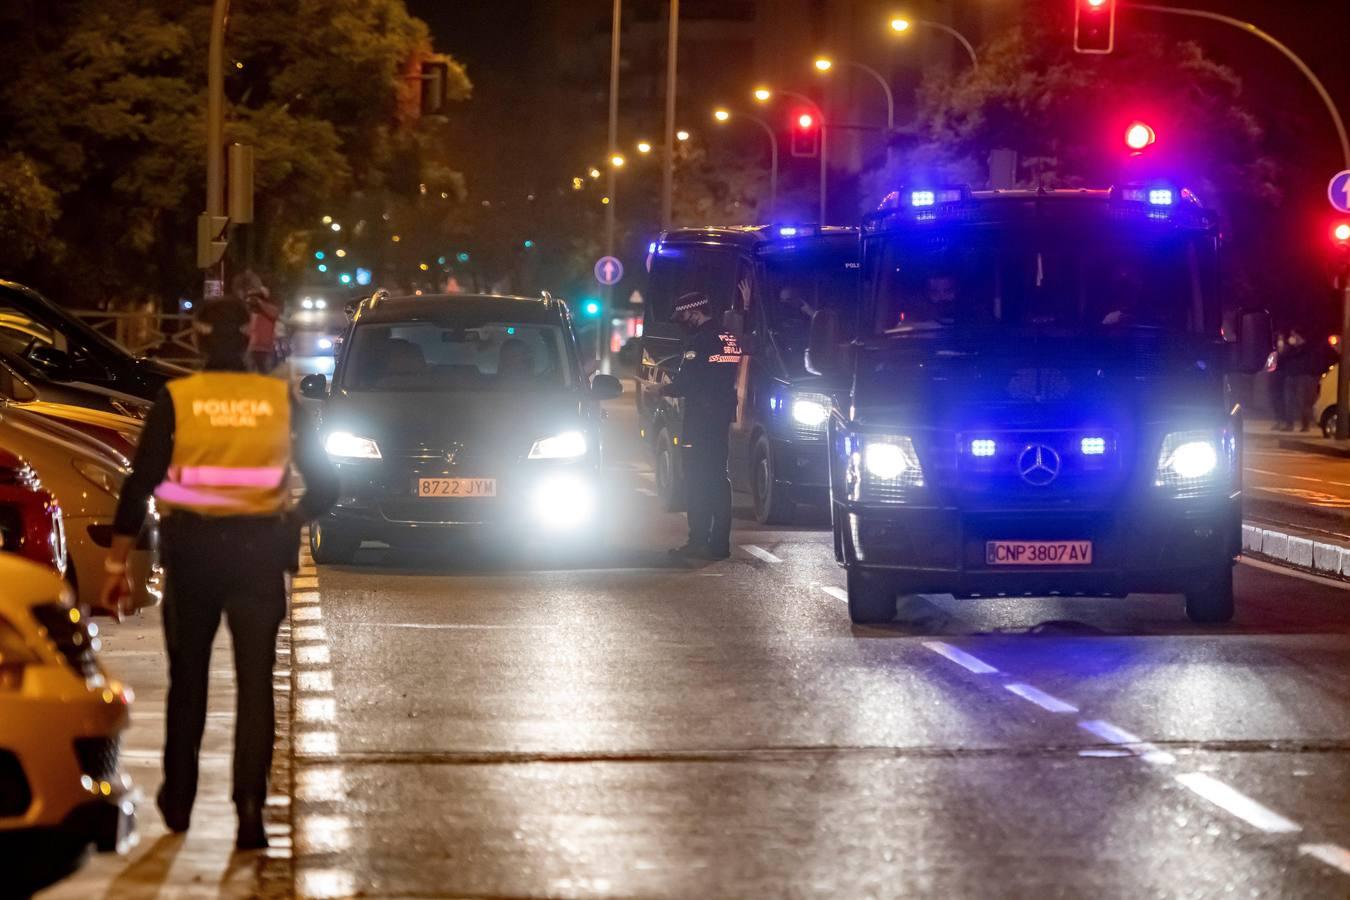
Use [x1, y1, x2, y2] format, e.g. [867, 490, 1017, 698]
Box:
[156, 787, 190, 834]
[235, 798, 268, 850]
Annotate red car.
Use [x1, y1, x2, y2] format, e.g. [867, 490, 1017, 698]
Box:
[0, 449, 66, 576]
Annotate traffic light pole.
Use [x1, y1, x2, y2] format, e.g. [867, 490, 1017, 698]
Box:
[602, 0, 621, 375]
[661, 0, 679, 230]
[201, 0, 230, 300]
[1127, 4, 1350, 438]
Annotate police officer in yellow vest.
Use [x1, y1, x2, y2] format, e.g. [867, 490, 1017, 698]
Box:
[100, 297, 337, 850]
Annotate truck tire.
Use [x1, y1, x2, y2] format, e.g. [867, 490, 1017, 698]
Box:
[1185, 566, 1235, 623]
[655, 427, 685, 512]
[310, 520, 360, 565]
[846, 566, 898, 624]
[751, 436, 795, 525]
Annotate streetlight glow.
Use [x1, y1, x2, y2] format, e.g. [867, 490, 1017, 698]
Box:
[676, 130, 690, 141]
[610, 154, 626, 167]
[753, 87, 772, 103]
[588, 167, 602, 179]
[890, 17, 912, 32]
[814, 57, 834, 72]
[335, 248, 347, 258]
[637, 141, 652, 154]
[321, 215, 333, 225]
[714, 109, 731, 122]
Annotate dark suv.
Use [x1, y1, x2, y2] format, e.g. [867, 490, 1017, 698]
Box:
[636, 226, 859, 523]
[808, 186, 1271, 624]
[300, 292, 622, 562]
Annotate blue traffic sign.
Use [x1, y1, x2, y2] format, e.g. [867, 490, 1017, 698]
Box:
[1330, 170, 1350, 214]
[594, 256, 624, 286]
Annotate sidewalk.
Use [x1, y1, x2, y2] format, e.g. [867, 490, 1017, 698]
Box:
[1244, 415, 1350, 459]
[35, 593, 296, 898]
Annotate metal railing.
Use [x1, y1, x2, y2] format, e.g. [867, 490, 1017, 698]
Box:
[73, 310, 202, 365]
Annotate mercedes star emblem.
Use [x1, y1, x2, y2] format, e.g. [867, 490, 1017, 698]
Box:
[1017, 444, 1061, 486]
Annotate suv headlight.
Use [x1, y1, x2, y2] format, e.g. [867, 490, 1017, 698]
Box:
[529, 430, 587, 460]
[325, 431, 382, 460]
[791, 398, 828, 427]
[848, 434, 925, 503]
[1155, 430, 1231, 497]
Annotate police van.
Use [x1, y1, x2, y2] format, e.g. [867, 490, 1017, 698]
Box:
[806, 186, 1272, 623]
[636, 225, 859, 523]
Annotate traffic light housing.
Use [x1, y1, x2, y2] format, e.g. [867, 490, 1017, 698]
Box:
[790, 111, 819, 158]
[1124, 121, 1156, 154]
[1074, 0, 1116, 55]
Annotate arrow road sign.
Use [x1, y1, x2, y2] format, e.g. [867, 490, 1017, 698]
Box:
[595, 256, 624, 286]
[1330, 170, 1350, 214]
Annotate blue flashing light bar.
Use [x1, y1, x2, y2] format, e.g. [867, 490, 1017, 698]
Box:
[1081, 437, 1107, 456]
[1116, 185, 1179, 207]
[1148, 188, 1175, 207]
[775, 224, 817, 238]
[910, 191, 936, 208]
[909, 188, 964, 208]
[970, 439, 997, 458]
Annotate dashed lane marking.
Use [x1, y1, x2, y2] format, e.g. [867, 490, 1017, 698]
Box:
[1300, 844, 1350, 876]
[741, 544, 783, 564]
[1077, 720, 1176, 766]
[922, 641, 1000, 675]
[1004, 683, 1079, 714]
[1174, 772, 1302, 835]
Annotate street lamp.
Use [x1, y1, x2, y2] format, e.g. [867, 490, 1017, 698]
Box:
[676, 129, 691, 142]
[589, 167, 602, 179]
[713, 107, 779, 217]
[888, 16, 979, 69]
[754, 87, 828, 223]
[812, 55, 895, 132]
[637, 141, 653, 154]
[610, 153, 626, 168]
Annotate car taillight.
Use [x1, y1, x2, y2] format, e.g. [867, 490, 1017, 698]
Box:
[0, 614, 38, 691]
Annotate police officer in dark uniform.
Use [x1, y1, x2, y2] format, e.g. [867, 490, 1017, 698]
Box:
[99, 298, 338, 850]
[661, 291, 742, 560]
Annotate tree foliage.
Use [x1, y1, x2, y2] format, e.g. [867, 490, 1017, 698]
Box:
[0, 0, 468, 309]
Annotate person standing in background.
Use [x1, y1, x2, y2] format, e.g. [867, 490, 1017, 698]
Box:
[245, 282, 281, 374]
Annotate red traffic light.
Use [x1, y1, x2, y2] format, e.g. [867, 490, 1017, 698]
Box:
[1074, 0, 1116, 54]
[1335, 222, 1350, 244]
[790, 109, 820, 158]
[1124, 121, 1156, 152]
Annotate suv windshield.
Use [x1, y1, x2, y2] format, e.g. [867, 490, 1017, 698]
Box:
[762, 248, 859, 341]
[342, 318, 572, 393]
[870, 223, 1217, 339]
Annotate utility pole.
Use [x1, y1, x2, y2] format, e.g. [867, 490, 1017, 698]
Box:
[199, 0, 231, 300]
[602, 0, 621, 374]
[661, 0, 679, 229]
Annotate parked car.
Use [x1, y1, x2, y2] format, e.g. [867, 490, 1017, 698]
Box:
[0, 406, 159, 614]
[0, 449, 66, 576]
[0, 556, 135, 893]
[1317, 364, 1338, 436]
[0, 279, 187, 402]
[0, 348, 149, 420]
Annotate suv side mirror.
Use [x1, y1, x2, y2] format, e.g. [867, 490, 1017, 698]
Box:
[591, 373, 623, 400]
[1230, 308, 1273, 374]
[805, 309, 839, 376]
[299, 373, 328, 400]
[28, 345, 73, 376]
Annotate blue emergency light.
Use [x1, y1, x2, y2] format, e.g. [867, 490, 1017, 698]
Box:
[775, 224, 817, 238]
[1081, 437, 1107, 456]
[970, 439, 997, 458]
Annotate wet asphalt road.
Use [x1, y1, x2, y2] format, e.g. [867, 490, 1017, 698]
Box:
[287, 405, 1350, 898]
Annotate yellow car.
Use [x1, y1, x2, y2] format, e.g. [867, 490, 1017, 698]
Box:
[0, 555, 135, 892]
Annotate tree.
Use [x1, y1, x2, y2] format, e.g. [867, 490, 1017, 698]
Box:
[0, 155, 61, 272]
[0, 0, 469, 310]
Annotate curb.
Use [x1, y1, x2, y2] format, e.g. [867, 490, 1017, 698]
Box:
[1242, 522, 1350, 582]
[1275, 437, 1350, 459]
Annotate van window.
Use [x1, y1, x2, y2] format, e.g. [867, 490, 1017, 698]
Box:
[762, 252, 859, 339]
[647, 246, 743, 323]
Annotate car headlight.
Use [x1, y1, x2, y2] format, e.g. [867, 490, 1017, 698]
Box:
[848, 434, 925, 503]
[1156, 430, 1229, 497]
[531, 474, 595, 529]
[325, 431, 382, 460]
[528, 430, 587, 460]
[72, 459, 123, 495]
[791, 398, 828, 427]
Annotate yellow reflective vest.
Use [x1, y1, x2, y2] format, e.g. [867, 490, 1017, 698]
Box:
[154, 372, 291, 517]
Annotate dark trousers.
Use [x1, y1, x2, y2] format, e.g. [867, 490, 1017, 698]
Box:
[159, 514, 287, 817]
[682, 420, 732, 553]
[1282, 375, 1316, 429]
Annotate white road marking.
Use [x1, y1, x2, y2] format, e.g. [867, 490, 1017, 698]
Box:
[1300, 844, 1350, 876]
[1239, 557, 1350, 591]
[1077, 719, 1176, 765]
[297, 697, 337, 723]
[741, 544, 783, 564]
[294, 731, 339, 756]
[1004, 683, 1078, 713]
[294, 606, 322, 621]
[293, 625, 328, 643]
[1246, 466, 1350, 490]
[1175, 772, 1302, 834]
[298, 671, 334, 692]
[636, 471, 656, 484]
[636, 487, 657, 497]
[922, 641, 1000, 675]
[820, 586, 848, 603]
[295, 645, 331, 665]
